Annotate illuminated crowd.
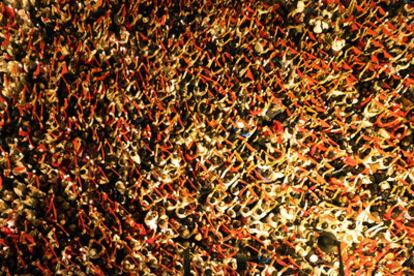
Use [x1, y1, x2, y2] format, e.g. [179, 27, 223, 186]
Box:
[0, 0, 413, 274]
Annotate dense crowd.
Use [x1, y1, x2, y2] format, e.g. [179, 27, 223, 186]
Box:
[0, 0, 413, 275]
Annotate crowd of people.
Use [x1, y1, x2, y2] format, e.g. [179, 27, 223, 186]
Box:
[0, 0, 413, 274]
